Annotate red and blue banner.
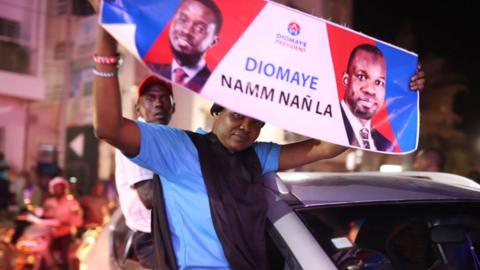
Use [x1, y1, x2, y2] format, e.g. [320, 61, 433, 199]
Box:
[100, 0, 419, 154]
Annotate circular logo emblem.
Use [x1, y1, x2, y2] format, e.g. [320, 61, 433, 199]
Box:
[287, 22, 301, 36]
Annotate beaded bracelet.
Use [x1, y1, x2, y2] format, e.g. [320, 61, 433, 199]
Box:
[92, 68, 118, 78]
[93, 53, 122, 65]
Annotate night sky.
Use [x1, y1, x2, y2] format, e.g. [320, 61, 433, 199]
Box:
[353, 0, 480, 136]
[354, 0, 478, 82]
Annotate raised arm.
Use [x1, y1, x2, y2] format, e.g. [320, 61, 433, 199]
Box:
[92, 3, 140, 157]
[278, 139, 347, 171]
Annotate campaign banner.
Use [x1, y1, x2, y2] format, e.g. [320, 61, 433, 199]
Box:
[100, 0, 419, 154]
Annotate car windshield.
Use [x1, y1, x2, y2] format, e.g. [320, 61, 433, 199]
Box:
[296, 202, 480, 270]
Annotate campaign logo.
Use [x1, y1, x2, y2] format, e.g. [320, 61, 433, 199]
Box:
[287, 22, 301, 36]
[275, 22, 307, 52]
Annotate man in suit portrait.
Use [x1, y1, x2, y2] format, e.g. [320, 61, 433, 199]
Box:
[148, 0, 223, 92]
[340, 44, 425, 152]
[340, 44, 393, 151]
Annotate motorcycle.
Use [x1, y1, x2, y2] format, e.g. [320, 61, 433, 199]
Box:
[11, 212, 57, 270]
[10, 214, 103, 270]
[13, 221, 52, 270]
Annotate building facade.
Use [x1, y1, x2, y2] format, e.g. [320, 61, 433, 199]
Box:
[0, 0, 47, 172]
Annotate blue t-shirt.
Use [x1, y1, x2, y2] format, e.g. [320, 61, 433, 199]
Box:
[130, 121, 280, 270]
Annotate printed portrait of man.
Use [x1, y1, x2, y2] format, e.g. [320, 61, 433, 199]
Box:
[340, 44, 394, 152]
[147, 0, 223, 92]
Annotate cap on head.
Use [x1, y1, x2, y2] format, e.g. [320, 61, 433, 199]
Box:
[138, 75, 173, 100]
[48, 176, 69, 194]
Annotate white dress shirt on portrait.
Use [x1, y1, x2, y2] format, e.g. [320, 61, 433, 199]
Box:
[341, 100, 376, 150]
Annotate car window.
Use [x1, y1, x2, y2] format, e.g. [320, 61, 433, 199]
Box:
[296, 202, 480, 270]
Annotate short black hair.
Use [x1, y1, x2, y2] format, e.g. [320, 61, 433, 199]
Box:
[209, 103, 265, 127]
[181, 0, 223, 35]
[210, 103, 225, 116]
[347, 44, 385, 72]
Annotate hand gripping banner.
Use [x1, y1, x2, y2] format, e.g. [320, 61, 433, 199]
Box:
[100, 0, 419, 154]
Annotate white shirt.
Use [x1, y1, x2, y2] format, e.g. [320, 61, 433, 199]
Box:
[114, 118, 152, 233]
[171, 58, 206, 85]
[341, 100, 376, 150]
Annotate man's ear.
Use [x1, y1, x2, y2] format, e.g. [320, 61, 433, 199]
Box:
[171, 102, 176, 114]
[209, 35, 219, 48]
[342, 72, 349, 87]
[134, 103, 140, 116]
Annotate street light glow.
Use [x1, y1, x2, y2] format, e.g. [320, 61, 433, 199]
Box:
[379, 164, 403, 173]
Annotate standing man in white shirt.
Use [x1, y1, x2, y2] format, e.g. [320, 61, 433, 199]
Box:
[114, 75, 175, 269]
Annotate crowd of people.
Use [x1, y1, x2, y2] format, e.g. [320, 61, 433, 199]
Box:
[0, 157, 116, 270]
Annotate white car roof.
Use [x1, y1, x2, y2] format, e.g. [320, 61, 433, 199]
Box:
[265, 172, 480, 207]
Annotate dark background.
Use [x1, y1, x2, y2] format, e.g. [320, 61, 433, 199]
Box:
[354, 0, 480, 138]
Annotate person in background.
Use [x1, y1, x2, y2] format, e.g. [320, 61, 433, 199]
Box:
[3, 171, 43, 248]
[385, 219, 448, 270]
[413, 148, 446, 172]
[42, 177, 83, 270]
[79, 182, 110, 226]
[0, 151, 11, 218]
[114, 75, 175, 269]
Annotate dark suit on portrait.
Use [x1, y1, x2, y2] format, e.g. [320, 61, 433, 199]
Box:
[340, 105, 394, 152]
[147, 62, 211, 93]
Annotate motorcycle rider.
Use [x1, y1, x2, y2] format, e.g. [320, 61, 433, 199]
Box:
[42, 177, 83, 269]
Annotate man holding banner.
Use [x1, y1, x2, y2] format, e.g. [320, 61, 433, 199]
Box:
[147, 0, 223, 92]
[90, 1, 425, 269]
[93, 24, 347, 270]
